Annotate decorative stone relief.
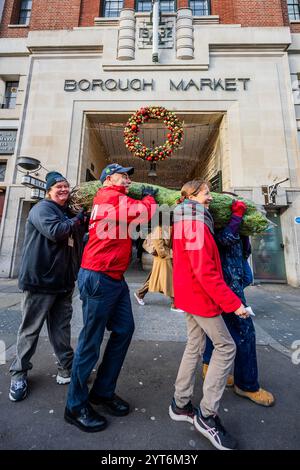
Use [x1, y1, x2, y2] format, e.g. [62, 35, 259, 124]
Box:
[137, 15, 175, 50]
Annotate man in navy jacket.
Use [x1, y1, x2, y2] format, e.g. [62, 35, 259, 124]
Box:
[9, 171, 86, 402]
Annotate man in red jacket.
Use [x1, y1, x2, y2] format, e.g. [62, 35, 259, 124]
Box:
[65, 163, 157, 433]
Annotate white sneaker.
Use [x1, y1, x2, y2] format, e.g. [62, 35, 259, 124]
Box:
[56, 371, 71, 385]
[134, 292, 145, 306]
[170, 307, 185, 313]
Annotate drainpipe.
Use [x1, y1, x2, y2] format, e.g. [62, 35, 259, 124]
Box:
[152, 0, 159, 62]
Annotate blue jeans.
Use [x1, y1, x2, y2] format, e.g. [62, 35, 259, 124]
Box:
[66, 269, 135, 411]
[243, 259, 253, 288]
[203, 313, 259, 392]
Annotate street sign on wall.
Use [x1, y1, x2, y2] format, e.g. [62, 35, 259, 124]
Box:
[295, 217, 300, 224]
[21, 175, 46, 190]
[21, 175, 46, 200]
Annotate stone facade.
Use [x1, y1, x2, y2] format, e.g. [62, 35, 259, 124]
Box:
[0, 1, 300, 286]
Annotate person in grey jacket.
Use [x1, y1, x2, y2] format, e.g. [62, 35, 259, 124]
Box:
[9, 171, 86, 402]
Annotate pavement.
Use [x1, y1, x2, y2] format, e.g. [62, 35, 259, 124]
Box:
[0, 264, 300, 450]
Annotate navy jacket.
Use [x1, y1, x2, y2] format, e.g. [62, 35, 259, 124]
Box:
[215, 227, 253, 305]
[18, 199, 85, 293]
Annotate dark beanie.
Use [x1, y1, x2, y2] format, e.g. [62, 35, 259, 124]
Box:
[45, 171, 67, 191]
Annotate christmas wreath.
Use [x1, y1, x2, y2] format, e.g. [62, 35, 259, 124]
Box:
[124, 106, 184, 162]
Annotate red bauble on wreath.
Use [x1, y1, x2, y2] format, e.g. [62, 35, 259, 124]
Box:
[124, 106, 184, 162]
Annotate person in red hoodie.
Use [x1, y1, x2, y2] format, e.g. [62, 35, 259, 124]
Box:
[65, 163, 157, 433]
[169, 179, 249, 450]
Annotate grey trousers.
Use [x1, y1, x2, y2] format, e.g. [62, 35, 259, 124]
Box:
[10, 290, 74, 380]
[174, 312, 236, 417]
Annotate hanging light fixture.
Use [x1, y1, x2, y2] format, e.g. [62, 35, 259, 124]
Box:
[16, 156, 42, 172]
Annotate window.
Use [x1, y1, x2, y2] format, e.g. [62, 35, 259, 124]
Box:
[288, 1, 300, 20]
[136, 1, 175, 12]
[18, 0, 32, 25]
[2, 82, 19, 109]
[189, 0, 211, 16]
[0, 163, 6, 182]
[159, 1, 175, 12]
[136, 0, 151, 11]
[103, 0, 124, 17]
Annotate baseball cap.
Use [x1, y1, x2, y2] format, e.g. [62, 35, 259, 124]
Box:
[100, 163, 134, 184]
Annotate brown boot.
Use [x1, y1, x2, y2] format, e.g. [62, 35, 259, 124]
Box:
[234, 386, 275, 407]
[202, 363, 209, 380]
[202, 363, 234, 387]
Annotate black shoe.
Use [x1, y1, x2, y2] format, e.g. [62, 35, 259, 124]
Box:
[64, 404, 108, 433]
[89, 392, 130, 416]
[169, 397, 196, 424]
[193, 408, 238, 450]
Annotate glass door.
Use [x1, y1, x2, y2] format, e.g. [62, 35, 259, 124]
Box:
[251, 210, 287, 282]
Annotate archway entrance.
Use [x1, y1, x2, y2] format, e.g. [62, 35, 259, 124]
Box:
[79, 111, 228, 277]
[79, 112, 226, 190]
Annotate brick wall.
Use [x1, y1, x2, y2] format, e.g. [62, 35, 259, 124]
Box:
[212, 0, 285, 26]
[0, 0, 295, 37]
[177, 0, 189, 7]
[0, 0, 28, 37]
[291, 23, 300, 33]
[31, 0, 82, 30]
[234, 0, 285, 27]
[211, 0, 235, 23]
[281, 0, 290, 26]
[0, 0, 82, 38]
[123, 0, 135, 9]
[79, 0, 100, 26]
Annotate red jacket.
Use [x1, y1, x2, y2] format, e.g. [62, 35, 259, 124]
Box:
[81, 185, 156, 279]
[173, 219, 241, 317]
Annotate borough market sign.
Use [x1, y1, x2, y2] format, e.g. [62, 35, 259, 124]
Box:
[64, 78, 250, 93]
